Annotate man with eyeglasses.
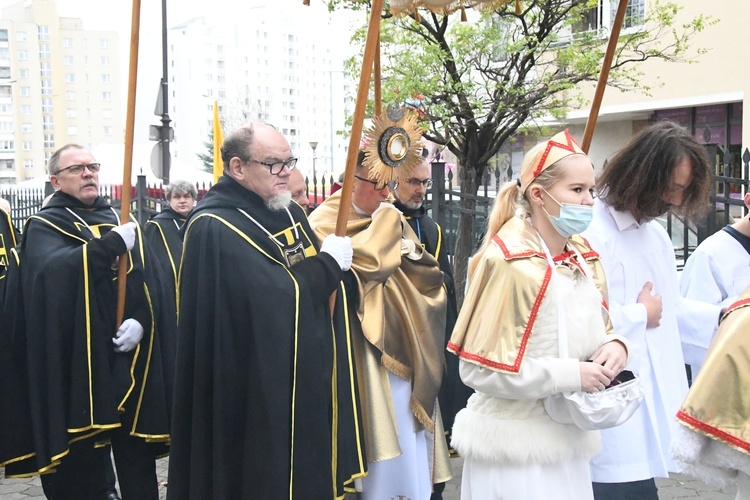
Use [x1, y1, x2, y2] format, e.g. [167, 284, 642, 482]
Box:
[0, 144, 176, 500]
[168, 123, 365, 499]
[309, 150, 452, 499]
[392, 152, 469, 500]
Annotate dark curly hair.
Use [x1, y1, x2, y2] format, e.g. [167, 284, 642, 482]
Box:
[597, 121, 711, 223]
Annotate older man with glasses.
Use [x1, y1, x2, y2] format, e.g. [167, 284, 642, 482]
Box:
[168, 123, 364, 499]
[0, 144, 176, 500]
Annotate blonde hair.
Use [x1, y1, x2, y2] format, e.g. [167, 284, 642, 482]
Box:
[469, 143, 572, 277]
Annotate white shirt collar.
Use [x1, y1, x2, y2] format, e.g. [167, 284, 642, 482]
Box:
[352, 202, 369, 216]
[606, 203, 641, 231]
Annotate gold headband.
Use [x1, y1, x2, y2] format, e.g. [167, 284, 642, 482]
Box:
[519, 129, 585, 193]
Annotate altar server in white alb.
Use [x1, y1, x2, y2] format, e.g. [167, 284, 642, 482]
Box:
[582, 121, 719, 499]
[678, 191, 750, 376]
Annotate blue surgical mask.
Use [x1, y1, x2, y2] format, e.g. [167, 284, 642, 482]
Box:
[542, 189, 594, 238]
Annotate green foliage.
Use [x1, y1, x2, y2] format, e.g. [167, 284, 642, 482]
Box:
[337, 0, 712, 176]
[332, 0, 712, 305]
[196, 130, 215, 174]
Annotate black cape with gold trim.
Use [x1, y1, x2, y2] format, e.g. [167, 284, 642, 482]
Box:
[0, 191, 175, 477]
[143, 207, 185, 296]
[167, 175, 365, 499]
[0, 206, 18, 273]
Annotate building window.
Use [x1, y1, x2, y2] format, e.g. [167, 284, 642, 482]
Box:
[42, 98, 52, 113]
[65, 73, 75, 83]
[65, 91, 76, 101]
[19, 68, 29, 79]
[0, 121, 13, 132]
[67, 126, 77, 135]
[43, 134, 54, 148]
[16, 31, 26, 42]
[63, 38, 73, 48]
[0, 104, 12, 113]
[574, 0, 645, 33]
[22, 141, 32, 151]
[43, 116, 53, 131]
[103, 126, 112, 136]
[17, 50, 28, 61]
[67, 108, 77, 118]
[102, 109, 112, 118]
[40, 62, 51, 77]
[100, 74, 110, 84]
[0, 67, 10, 79]
[20, 87, 30, 97]
[0, 141, 14, 151]
[99, 38, 109, 49]
[20, 105, 30, 115]
[38, 26, 50, 41]
[621, 0, 645, 28]
[39, 43, 50, 59]
[22, 123, 31, 133]
[0, 86, 10, 97]
[4, 160, 13, 170]
[101, 91, 111, 101]
[24, 159, 33, 169]
[64, 56, 74, 65]
[41, 80, 52, 96]
[100, 56, 109, 66]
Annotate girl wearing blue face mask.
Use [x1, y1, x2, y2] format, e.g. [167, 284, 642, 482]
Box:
[448, 130, 629, 500]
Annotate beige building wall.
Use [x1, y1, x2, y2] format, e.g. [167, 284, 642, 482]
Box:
[564, 0, 749, 170]
[0, 0, 121, 184]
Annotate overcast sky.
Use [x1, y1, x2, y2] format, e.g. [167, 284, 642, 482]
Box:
[0, 0, 357, 46]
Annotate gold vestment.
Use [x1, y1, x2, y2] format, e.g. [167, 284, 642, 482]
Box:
[308, 192, 450, 478]
[448, 216, 612, 372]
[676, 286, 750, 457]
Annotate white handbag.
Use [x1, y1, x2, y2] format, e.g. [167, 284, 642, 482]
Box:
[537, 235, 644, 431]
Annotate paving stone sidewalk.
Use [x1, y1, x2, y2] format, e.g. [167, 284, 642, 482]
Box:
[0, 455, 737, 499]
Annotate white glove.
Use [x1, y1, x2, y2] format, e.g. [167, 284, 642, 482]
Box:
[371, 202, 401, 219]
[320, 234, 353, 271]
[401, 238, 423, 260]
[112, 222, 137, 251]
[113, 318, 144, 353]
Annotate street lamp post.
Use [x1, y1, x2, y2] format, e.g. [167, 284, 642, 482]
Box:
[309, 141, 318, 181]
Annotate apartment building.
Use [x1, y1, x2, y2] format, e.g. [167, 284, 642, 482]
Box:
[0, 0, 122, 184]
[563, 0, 748, 176]
[167, 5, 352, 179]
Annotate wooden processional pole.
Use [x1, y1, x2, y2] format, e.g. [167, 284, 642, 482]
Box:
[580, 0, 629, 154]
[116, 0, 142, 326]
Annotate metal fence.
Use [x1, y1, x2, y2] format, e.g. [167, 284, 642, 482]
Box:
[424, 144, 750, 266]
[2, 144, 747, 262]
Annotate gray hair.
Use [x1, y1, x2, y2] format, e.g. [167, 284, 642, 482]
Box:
[48, 144, 86, 175]
[166, 180, 197, 201]
[220, 122, 279, 173]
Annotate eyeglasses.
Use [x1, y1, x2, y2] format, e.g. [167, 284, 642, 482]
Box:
[354, 175, 391, 190]
[55, 163, 101, 175]
[404, 178, 433, 189]
[246, 157, 298, 175]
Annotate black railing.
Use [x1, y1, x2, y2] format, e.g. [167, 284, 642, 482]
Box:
[2, 142, 747, 263]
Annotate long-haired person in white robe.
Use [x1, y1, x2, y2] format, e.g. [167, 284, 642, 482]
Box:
[582, 121, 715, 499]
[448, 130, 629, 500]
